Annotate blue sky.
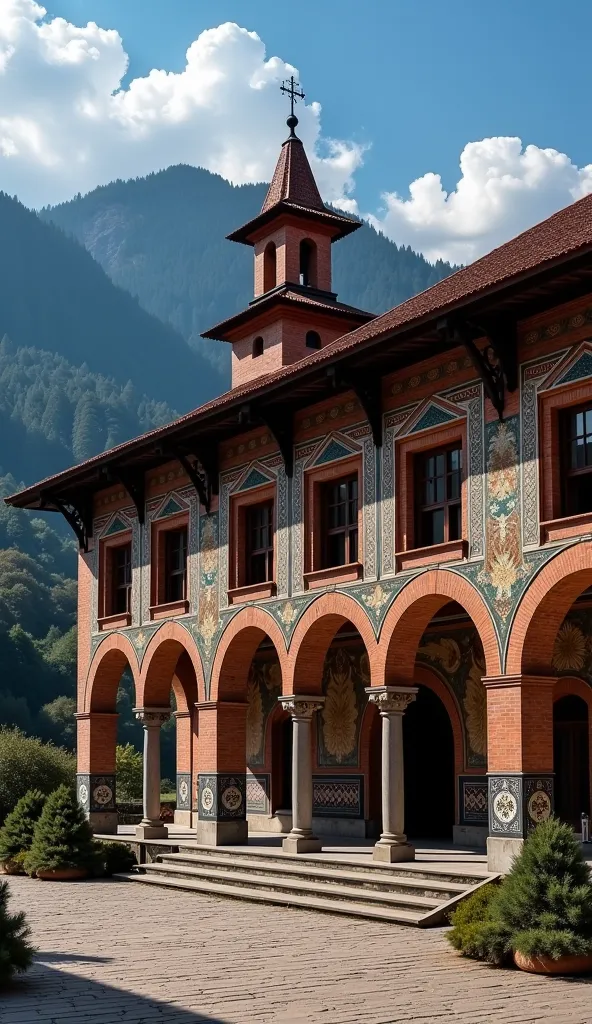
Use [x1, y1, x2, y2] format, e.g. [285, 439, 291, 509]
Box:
[45, 0, 592, 207]
[4, 1, 592, 263]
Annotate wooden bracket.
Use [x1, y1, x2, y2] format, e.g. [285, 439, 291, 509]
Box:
[438, 316, 517, 421]
[259, 409, 294, 478]
[50, 493, 94, 552]
[327, 366, 383, 447]
[171, 446, 211, 512]
[113, 468, 146, 525]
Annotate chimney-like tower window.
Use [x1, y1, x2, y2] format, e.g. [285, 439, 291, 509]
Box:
[299, 239, 317, 287]
[306, 330, 321, 350]
[263, 242, 277, 292]
[253, 336, 264, 358]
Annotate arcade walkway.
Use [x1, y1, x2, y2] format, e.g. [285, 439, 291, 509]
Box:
[3, 874, 592, 1023]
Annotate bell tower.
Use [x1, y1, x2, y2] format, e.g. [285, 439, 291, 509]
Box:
[202, 77, 374, 389]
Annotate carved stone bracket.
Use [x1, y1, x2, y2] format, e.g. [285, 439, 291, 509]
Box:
[133, 706, 171, 726]
[279, 695, 325, 719]
[365, 685, 418, 715]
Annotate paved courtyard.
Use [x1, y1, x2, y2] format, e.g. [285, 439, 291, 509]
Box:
[2, 876, 592, 1023]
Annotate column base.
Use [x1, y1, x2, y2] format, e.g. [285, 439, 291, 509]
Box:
[135, 823, 169, 840]
[373, 840, 415, 863]
[487, 836, 523, 873]
[174, 810, 192, 827]
[282, 832, 322, 854]
[195, 819, 248, 846]
[88, 810, 118, 835]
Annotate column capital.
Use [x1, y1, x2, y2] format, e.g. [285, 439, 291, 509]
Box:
[482, 674, 557, 690]
[133, 706, 171, 725]
[75, 711, 119, 720]
[365, 685, 418, 715]
[279, 695, 325, 719]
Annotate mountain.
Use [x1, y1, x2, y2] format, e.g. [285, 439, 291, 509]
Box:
[0, 190, 220, 410]
[41, 165, 457, 372]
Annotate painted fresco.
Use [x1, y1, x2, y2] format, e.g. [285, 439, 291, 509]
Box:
[417, 627, 487, 768]
[196, 512, 219, 663]
[318, 645, 370, 767]
[246, 652, 282, 768]
[552, 606, 592, 683]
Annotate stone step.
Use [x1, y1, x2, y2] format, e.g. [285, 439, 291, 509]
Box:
[112, 872, 426, 926]
[141, 860, 445, 912]
[159, 851, 468, 900]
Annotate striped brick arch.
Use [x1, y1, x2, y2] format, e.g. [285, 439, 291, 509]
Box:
[286, 592, 379, 695]
[139, 622, 205, 709]
[82, 632, 140, 713]
[210, 606, 288, 702]
[376, 569, 501, 685]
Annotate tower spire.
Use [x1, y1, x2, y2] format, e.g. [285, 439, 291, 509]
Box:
[280, 75, 305, 138]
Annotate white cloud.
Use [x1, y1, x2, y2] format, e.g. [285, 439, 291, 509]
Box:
[368, 137, 592, 265]
[0, 2, 363, 207]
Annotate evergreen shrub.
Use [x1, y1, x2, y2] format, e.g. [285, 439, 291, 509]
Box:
[0, 790, 46, 872]
[93, 841, 136, 877]
[448, 817, 592, 965]
[0, 728, 75, 824]
[25, 785, 96, 876]
[115, 743, 143, 802]
[0, 880, 34, 983]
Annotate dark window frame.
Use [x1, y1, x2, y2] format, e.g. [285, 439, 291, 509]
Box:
[111, 542, 132, 615]
[561, 401, 592, 516]
[245, 500, 274, 585]
[321, 475, 359, 569]
[414, 444, 463, 548]
[164, 526, 188, 603]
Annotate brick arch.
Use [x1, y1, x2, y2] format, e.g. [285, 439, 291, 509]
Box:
[554, 675, 592, 708]
[286, 592, 378, 696]
[376, 569, 501, 684]
[83, 633, 140, 713]
[210, 606, 288, 702]
[506, 543, 592, 675]
[139, 622, 205, 710]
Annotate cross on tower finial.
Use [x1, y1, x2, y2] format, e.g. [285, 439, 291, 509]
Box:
[280, 75, 305, 137]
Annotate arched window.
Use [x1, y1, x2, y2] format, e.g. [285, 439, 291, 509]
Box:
[305, 330, 321, 350]
[263, 242, 277, 292]
[299, 239, 317, 288]
[252, 336, 264, 358]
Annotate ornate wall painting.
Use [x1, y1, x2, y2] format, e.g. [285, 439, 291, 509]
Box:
[552, 606, 592, 684]
[245, 652, 282, 769]
[317, 644, 370, 767]
[194, 511, 221, 684]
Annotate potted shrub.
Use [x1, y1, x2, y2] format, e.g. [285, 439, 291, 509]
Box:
[0, 790, 46, 875]
[448, 816, 592, 974]
[25, 785, 97, 881]
[0, 880, 34, 984]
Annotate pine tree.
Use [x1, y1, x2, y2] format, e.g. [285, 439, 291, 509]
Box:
[71, 393, 103, 462]
[0, 789, 46, 870]
[0, 880, 34, 983]
[25, 785, 96, 876]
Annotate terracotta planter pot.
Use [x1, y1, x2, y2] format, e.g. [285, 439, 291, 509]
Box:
[36, 867, 88, 881]
[514, 950, 592, 975]
[0, 858, 23, 876]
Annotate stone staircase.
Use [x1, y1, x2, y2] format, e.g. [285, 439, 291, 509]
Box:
[113, 844, 498, 927]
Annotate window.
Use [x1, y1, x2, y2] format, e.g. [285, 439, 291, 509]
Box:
[246, 502, 274, 585]
[111, 543, 132, 615]
[306, 330, 321, 350]
[263, 242, 276, 292]
[415, 446, 462, 547]
[322, 476, 358, 568]
[561, 403, 592, 516]
[299, 239, 317, 287]
[253, 336, 264, 358]
[164, 528, 187, 603]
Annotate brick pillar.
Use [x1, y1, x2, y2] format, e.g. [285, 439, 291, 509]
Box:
[484, 674, 555, 872]
[174, 710, 193, 826]
[194, 701, 248, 845]
[76, 711, 118, 834]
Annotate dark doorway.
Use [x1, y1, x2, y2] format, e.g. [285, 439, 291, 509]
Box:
[272, 713, 292, 811]
[403, 684, 455, 839]
[367, 704, 382, 837]
[554, 695, 590, 830]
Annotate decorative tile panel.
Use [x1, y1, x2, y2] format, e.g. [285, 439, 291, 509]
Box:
[410, 404, 457, 433]
[104, 516, 128, 536]
[489, 775, 523, 836]
[276, 466, 289, 598]
[197, 773, 246, 821]
[312, 775, 363, 817]
[156, 497, 184, 519]
[238, 468, 271, 491]
[77, 773, 116, 813]
[176, 773, 191, 811]
[555, 350, 592, 386]
[459, 776, 488, 826]
[381, 419, 396, 576]
[362, 436, 377, 580]
[524, 776, 554, 833]
[313, 438, 354, 466]
[291, 457, 305, 594]
[520, 356, 562, 548]
[246, 773, 270, 814]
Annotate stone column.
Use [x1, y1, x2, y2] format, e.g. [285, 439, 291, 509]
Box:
[279, 695, 325, 854]
[366, 685, 417, 863]
[133, 707, 171, 839]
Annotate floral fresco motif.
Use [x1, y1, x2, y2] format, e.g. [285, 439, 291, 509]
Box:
[246, 654, 282, 767]
[477, 418, 530, 622]
[417, 628, 487, 767]
[197, 513, 219, 660]
[553, 621, 587, 672]
[318, 645, 370, 766]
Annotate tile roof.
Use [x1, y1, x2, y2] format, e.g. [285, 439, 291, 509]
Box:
[261, 135, 325, 212]
[202, 286, 373, 341]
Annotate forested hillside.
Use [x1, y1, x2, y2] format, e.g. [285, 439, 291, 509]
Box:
[42, 165, 457, 371]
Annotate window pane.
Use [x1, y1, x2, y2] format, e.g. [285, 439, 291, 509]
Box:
[448, 503, 461, 541]
[349, 527, 358, 563]
[327, 532, 346, 568]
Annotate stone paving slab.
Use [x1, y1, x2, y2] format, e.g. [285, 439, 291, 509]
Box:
[2, 876, 592, 1023]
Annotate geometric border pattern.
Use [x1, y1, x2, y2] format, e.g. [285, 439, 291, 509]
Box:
[312, 774, 364, 818]
[458, 775, 488, 826]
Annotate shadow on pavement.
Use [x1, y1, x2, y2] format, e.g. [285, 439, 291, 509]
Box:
[0, 962, 230, 1023]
